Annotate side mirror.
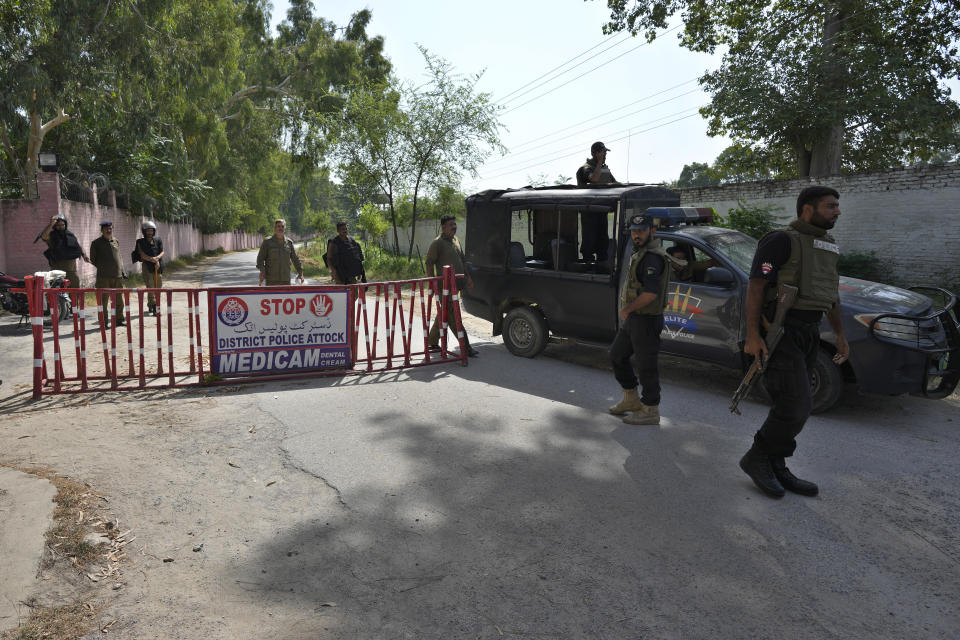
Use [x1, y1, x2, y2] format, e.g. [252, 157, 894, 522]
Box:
[703, 266, 735, 287]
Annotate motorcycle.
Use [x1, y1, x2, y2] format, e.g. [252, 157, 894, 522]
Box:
[0, 270, 72, 326]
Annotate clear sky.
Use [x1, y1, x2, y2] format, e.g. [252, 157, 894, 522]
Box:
[269, 0, 732, 192]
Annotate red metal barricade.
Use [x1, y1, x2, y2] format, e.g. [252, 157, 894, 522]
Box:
[24, 266, 469, 398]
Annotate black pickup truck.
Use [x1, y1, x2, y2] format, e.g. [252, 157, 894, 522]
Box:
[461, 184, 959, 413]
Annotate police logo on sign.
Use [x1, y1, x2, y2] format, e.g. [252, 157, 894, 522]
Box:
[218, 296, 249, 326]
[310, 294, 333, 317]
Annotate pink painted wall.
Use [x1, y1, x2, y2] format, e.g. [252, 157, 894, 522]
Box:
[0, 172, 264, 285]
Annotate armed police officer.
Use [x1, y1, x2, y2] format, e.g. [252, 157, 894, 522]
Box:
[327, 221, 365, 285]
[257, 218, 303, 286]
[40, 215, 90, 287]
[136, 221, 165, 316]
[738, 186, 849, 498]
[608, 213, 671, 425]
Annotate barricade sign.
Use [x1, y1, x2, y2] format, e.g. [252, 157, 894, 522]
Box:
[23, 265, 468, 398]
[209, 287, 352, 375]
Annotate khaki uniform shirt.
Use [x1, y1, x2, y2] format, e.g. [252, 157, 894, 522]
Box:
[257, 235, 302, 284]
[425, 235, 466, 278]
[89, 237, 123, 278]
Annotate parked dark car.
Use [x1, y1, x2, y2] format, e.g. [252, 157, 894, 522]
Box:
[462, 184, 959, 413]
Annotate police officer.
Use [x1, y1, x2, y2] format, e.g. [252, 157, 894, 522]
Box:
[136, 221, 165, 316]
[426, 214, 478, 357]
[257, 219, 303, 286]
[89, 221, 126, 327]
[327, 221, 365, 285]
[576, 141, 616, 263]
[608, 213, 670, 425]
[40, 214, 90, 287]
[739, 186, 850, 498]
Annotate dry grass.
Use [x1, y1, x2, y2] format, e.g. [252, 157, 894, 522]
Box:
[1, 602, 102, 640]
[0, 466, 123, 640]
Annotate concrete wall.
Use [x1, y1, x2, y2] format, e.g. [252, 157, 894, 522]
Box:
[0, 172, 264, 285]
[677, 162, 960, 287]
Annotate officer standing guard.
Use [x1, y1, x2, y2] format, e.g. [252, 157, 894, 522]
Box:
[426, 214, 478, 357]
[576, 141, 617, 263]
[327, 221, 365, 285]
[89, 221, 126, 327]
[136, 221, 165, 316]
[257, 218, 304, 286]
[608, 213, 671, 425]
[738, 186, 850, 498]
[40, 214, 90, 287]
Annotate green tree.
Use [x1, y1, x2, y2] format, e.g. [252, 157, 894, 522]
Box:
[356, 202, 391, 241]
[339, 48, 503, 256]
[714, 199, 782, 238]
[675, 161, 720, 188]
[602, 1, 960, 177]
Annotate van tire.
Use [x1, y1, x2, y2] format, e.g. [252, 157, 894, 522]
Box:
[503, 306, 547, 358]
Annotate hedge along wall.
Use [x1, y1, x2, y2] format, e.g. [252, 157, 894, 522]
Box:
[677, 162, 960, 288]
[0, 172, 263, 286]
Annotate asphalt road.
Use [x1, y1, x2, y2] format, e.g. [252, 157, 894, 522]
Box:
[210, 248, 960, 638]
[2, 248, 957, 639]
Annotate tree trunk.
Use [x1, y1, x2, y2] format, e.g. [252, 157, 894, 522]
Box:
[796, 145, 812, 178]
[387, 192, 400, 254]
[809, 124, 844, 177]
[407, 184, 420, 260]
[808, 6, 845, 177]
[21, 107, 70, 198]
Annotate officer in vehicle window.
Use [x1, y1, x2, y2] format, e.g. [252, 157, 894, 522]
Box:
[576, 141, 616, 263]
[136, 221, 165, 316]
[327, 221, 365, 285]
[666, 244, 716, 282]
[738, 186, 850, 499]
[40, 214, 90, 287]
[608, 213, 670, 425]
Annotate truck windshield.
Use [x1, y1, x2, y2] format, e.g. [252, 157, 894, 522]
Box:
[700, 230, 758, 273]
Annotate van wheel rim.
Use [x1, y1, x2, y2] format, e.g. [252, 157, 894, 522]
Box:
[509, 319, 533, 347]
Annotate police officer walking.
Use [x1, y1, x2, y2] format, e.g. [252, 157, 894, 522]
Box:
[257, 218, 303, 286]
[739, 186, 850, 498]
[608, 213, 670, 425]
[327, 221, 365, 285]
[40, 214, 90, 287]
[136, 221, 165, 316]
[426, 214, 478, 357]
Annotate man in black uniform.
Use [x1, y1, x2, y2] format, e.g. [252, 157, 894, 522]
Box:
[327, 222, 365, 285]
[576, 141, 616, 263]
[739, 186, 850, 498]
[40, 214, 90, 287]
[608, 213, 671, 425]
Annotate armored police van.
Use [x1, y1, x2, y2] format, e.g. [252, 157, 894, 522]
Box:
[461, 184, 959, 413]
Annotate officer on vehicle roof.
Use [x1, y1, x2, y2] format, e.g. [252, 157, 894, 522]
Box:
[576, 141, 616, 263]
[608, 212, 670, 425]
[739, 185, 850, 498]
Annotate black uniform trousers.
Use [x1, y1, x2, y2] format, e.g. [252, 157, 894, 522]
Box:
[610, 313, 664, 406]
[580, 212, 609, 262]
[754, 319, 820, 457]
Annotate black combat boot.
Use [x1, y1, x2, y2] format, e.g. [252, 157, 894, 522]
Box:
[770, 457, 819, 496]
[739, 446, 785, 498]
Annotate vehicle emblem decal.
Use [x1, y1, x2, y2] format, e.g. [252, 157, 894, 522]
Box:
[664, 285, 702, 341]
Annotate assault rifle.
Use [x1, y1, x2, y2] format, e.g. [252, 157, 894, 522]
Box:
[729, 283, 799, 415]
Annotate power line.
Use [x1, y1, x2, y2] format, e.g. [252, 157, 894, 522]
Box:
[483, 87, 702, 167]
[480, 108, 704, 181]
[500, 24, 683, 116]
[493, 32, 634, 106]
[505, 78, 699, 152]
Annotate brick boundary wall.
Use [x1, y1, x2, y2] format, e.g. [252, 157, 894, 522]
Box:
[0, 172, 270, 285]
[677, 162, 960, 288]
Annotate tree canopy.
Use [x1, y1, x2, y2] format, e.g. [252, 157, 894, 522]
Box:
[602, 0, 960, 176]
